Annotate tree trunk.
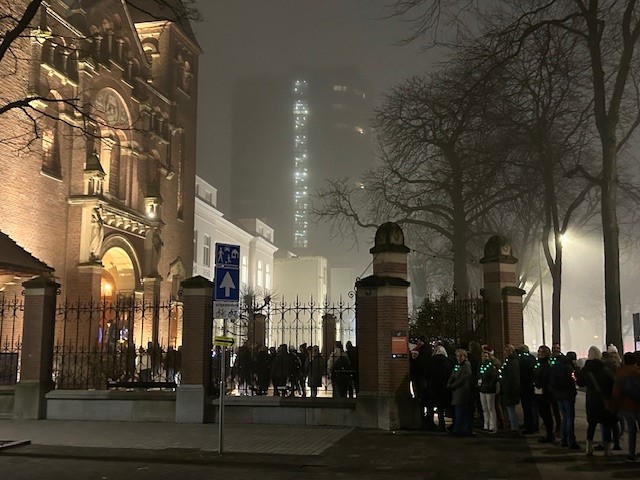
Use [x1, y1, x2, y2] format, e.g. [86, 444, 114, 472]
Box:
[449, 148, 469, 300]
[601, 140, 623, 351]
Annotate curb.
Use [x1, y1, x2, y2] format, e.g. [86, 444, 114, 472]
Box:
[0, 440, 31, 451]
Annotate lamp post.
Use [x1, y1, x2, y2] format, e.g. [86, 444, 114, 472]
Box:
[539, 242, 546, 345]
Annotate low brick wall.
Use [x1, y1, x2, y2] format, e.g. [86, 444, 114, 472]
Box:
[0, 386, 15, 418]
[43, 391, 357, 426]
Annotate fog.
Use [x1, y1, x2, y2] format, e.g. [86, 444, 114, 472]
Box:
[524, 229, 640, 358]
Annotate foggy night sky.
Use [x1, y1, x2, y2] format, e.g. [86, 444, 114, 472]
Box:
[192, 0, 441, 211]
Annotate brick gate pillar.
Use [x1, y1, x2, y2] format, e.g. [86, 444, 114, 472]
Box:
[480, 236, 525, 355]
[175, 275, 213, 423]
[14, 276, 59, 419]
[355, 222, 418, 430]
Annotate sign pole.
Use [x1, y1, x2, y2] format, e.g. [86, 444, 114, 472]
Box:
[218, 346, 225, 454]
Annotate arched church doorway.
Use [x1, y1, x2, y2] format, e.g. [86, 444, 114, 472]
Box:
[100, 247, 136, 299]
[99, 246, 138, 349]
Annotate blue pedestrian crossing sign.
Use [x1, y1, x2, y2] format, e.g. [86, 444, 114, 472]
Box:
[215, 243, 240, 268]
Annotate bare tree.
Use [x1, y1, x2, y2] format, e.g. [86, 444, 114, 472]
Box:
[313, 61, 526, 305]
[392, 0, 640, 351]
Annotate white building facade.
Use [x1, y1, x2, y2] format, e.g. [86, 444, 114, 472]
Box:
[193, 177, 277, 299]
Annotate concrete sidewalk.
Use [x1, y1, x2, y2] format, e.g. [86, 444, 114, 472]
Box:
[0, 391, 638, 479]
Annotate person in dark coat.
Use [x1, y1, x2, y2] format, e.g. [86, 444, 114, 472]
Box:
[447, 348, 473, 436]
[533, 345, 555, 443]
[328, 341, 351, 398]
[468, 341, 484, 427]
[500, 344, 521, 434]
[517, 344, 538, 434]
[410, 336, 432, 428]
[576, 346, 616, 456]
[429, 345, 454, 431]
[612, 351, 640, 462]
[478, 349, 499, 433]
[270, 344, 290, 396]
[549, 352, 580, 449]
[254, 346, 270, 395]
[304, 345, 326, 397]
[346, 341, 359, 398]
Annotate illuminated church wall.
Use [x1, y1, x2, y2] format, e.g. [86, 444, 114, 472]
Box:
[0, 1, 199, 306]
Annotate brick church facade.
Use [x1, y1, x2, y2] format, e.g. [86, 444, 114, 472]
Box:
[0, 0, 200, 303]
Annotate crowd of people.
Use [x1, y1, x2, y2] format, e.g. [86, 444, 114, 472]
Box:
[410, 337, 640, 463]
[224, 340, 359, 398]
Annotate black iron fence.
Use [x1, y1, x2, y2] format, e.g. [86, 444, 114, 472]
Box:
[53, 297, 182, 390]
[210, 297, 357, 398]
[8, 291, 359, 397]
[0, 295, 22, 385]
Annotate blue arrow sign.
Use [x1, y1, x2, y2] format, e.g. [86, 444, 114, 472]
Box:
[215, 243, 240, 268]
[215, 266, 240, 302]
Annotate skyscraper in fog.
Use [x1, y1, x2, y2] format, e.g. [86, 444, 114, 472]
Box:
[230, 67, 374, 268]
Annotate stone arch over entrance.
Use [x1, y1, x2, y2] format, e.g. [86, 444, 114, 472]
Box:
[100, 235, 142, 299]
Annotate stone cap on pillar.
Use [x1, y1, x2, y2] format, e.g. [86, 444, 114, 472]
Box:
[370, 222, 410, 254]
[356, 275, 410, 288]
[479, 235, 518, 264]
[22, 275, 60, 290]
[181, 275, 213, 290]
[502, 285, 526, 297]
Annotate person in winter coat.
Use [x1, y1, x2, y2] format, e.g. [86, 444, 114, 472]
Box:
[327, 341, 351, 398]
[612, 351, 640, 462]
[548, 352, 580, 449]
[468, 341, 484, 427]
[478, 350, 499, 433]
[346, 341, 359, 397]
[533, 345, 556, 443]
[517, 344, 539, 434]
[410, 336, 433, 428]
[576, 346, 616, 456]
[603, 347, 623, 450]
[447, 348, 473, 436]
[500, 344, 521, 434]
[304, 345, 326, 397]
[254, 345, 270, 395]
[270, 344, 290, 396]
[429, 345, 454, 431]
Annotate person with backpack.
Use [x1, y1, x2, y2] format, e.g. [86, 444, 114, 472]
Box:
[612, 352, 640, 462]
[548, 352, 580, 449]
[328, 341, 351, 398]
